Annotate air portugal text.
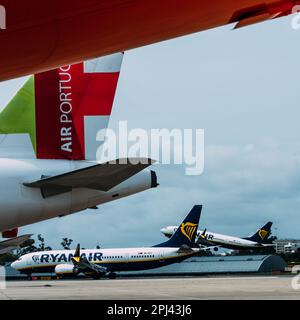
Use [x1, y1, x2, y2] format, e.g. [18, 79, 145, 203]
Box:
[59, 65, 73, 154]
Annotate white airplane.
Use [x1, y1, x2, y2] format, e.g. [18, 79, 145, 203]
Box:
[161, 222, 274, 251]
[0, 53, 158, 251]
[11, 205, 202, 279]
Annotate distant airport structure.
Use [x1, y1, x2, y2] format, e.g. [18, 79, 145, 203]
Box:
[118, 255, 287, 277]
[274, 239, 300, 254]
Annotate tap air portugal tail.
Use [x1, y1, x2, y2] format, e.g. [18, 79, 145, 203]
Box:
[0, 53, 156, 199]
[0, 53, 124, 160]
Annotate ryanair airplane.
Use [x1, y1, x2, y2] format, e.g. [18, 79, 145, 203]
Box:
[11, 205, 202, 279]
[161, 221, 274, 251]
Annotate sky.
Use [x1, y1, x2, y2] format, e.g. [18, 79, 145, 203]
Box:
[1, 15, 300, 249]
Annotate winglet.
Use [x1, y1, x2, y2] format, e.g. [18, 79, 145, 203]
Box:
[74, 244, 80, 258]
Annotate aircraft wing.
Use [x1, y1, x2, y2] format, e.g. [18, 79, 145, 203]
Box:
[0, 234, 34, 254]
[256, 243, 276, 247]
[177, 245, 195, 254]
[24, 158, 154, 198]
[71, 244, 107, 276]
[197, 237, 215, 247]
[1, 1, 297, 81]
[178, 244, 215, 254]
[72, 256, 107, 275]
[231, 3, 291, 29]
[198, 245, 221, 253]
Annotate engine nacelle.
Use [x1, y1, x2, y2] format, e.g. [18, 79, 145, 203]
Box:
[86, 169, 159, 209]
[55, 264, 78, 277]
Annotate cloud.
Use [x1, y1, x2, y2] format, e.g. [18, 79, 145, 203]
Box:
[22, 140, 300, 248]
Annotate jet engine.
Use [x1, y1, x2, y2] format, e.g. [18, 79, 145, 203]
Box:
[55, 264, 78, 277]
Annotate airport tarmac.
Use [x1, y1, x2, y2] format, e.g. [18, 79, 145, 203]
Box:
[0, 275, 299, 300]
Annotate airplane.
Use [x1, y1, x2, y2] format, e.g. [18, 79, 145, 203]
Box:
[0, 0, 299, 81]
[0, 52, 158, 250]
[161, 221, 275, 251]
[11, 205, 202, 279]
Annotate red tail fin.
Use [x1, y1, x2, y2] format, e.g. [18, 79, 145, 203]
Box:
[2, 228, 18, 238]
[34, 53, 123, 160]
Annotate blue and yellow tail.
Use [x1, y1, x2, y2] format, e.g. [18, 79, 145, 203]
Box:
[154, 205, 202, 248]
[244, 221, 273, 243]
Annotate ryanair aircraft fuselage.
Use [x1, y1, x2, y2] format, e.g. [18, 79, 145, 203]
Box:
[11, 247, 198, 276]
[161, 222, 274, 251]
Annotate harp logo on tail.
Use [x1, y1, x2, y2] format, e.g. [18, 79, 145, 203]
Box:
[180, 222, 197, 241]
[258, 229, 268, 240]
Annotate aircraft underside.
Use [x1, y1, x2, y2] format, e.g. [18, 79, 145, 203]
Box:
[0, 0, 298, 81]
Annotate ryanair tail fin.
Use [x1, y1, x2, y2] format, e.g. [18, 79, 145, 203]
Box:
[154, 205, 202, 248]
[74, 244, 81, 259]
[244, 221, 273, 243]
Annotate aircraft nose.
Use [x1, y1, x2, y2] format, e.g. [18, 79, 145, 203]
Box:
[160, 227, 168, 234]
[10, 261, 18, 270]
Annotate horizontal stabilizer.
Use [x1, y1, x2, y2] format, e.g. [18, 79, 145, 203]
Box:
[233, 12, 281, 29]
[24, 158, 155, 198]
[0, 234, 33, 254]
[255, 243, 275, 247]
[230, 3, 292, 30]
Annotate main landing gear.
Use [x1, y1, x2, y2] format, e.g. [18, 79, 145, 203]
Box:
[107, 272, 117, 279]
[91, 272, 117, 280]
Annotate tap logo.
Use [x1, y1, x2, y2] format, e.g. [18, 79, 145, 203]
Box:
[180, 222, 197, 241]
[258, 229, 268, 240]
[0, 5, 6, 30]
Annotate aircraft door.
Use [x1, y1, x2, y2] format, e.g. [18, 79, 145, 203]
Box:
[124, 253, 130, 263]
[158, 251, 165, 263]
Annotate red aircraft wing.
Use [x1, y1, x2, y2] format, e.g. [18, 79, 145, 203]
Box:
[0, 0, 298, 81]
